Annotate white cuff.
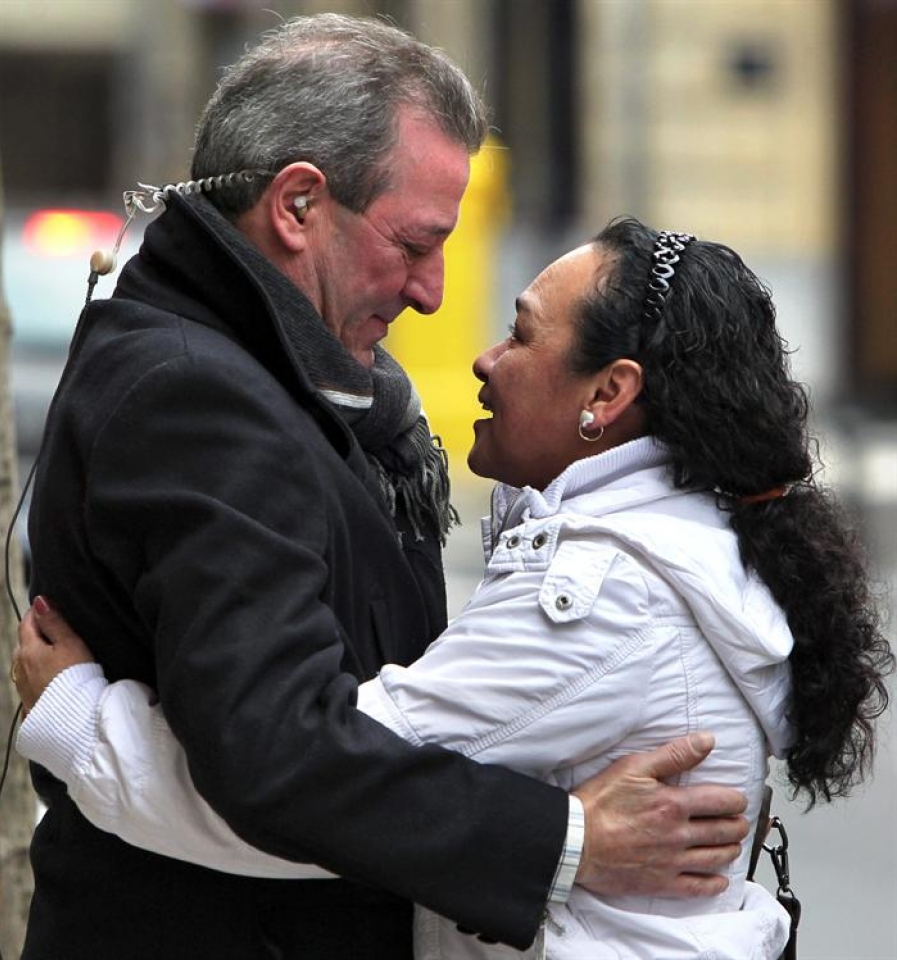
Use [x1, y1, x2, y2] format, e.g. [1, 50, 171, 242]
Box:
[16, 662, 108, 783]
[547, 793, 585, 904]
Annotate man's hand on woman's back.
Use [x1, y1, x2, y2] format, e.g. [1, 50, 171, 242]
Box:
[573, 732, 750, 898]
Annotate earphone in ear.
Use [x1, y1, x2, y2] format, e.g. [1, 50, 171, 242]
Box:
[293, 196, 309, 222]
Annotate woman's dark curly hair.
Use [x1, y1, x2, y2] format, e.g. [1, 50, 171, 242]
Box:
[570, 216, 893, 806]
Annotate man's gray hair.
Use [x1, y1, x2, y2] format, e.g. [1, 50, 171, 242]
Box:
[191, 13, 489, 218]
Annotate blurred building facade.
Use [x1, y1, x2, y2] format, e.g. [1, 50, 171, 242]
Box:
[2, 0, 892, 407]
[0, 0, 893, 442]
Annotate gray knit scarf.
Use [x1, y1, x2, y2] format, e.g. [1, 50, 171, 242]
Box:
[193, 196, 458, 544]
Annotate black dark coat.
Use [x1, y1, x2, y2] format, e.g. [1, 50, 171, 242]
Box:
[23, 195, 567, 959]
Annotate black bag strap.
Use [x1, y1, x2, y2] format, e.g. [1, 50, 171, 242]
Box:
[747, 785, 801, 960]
[747, 784, 773, 881]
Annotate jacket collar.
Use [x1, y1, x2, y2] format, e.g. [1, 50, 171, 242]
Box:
[488, 438, 675, 536]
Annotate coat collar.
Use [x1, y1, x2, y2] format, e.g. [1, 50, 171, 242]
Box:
[487, 438, 675, 538]
[117, 193, 323, 403]
[114, 193, 362, 462]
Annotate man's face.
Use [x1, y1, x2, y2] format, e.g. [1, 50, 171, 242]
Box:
[307, 109, 471, 367]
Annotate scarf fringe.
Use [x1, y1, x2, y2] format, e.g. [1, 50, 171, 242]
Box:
[370, 436, 459, 546]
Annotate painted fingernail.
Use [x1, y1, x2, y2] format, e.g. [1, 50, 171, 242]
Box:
[33, 596, 51, 616]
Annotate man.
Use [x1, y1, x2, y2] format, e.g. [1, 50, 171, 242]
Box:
[20, 14, 747, 959]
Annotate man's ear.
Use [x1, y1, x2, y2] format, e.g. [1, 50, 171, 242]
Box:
[583, 359, 644, 431]
[266, 162, 328, 253]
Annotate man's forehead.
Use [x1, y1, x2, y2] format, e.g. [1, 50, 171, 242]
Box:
[380, 195, 460, 239]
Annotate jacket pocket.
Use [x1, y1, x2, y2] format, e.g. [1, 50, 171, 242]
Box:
[538, 543, 616, 623]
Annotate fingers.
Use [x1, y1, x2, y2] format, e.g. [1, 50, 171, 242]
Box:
[650, 839, 748, 898]
[678, 840, 746, 875]
[18, 608, 51, 651]
[629, 731, 716, 781]
[678, 784, 748, 820]
[621, 733, 747, 819]
[31, 596, 76, 644]
[572, 733, 751, 899]
[688, 813, 750, 847]
[576, 831, 749, 900]
[12, 600, 98, 713]
[28, 598, 95, 661]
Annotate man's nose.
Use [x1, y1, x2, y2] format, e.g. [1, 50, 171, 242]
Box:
[404, 248, 445, 314]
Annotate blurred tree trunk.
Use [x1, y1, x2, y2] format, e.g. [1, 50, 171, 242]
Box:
[0, 153, 33, 958]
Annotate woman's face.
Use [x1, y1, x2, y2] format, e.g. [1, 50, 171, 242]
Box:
[468, 244, 611, 490]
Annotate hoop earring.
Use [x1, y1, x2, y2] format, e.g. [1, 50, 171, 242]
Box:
[578, 410, 604, 443]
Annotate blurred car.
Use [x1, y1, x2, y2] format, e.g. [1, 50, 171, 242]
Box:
[3, 206, 143, 576]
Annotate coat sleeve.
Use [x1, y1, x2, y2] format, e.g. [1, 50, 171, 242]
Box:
[80, 347, 567, 950]
[17, 664, 335, 879]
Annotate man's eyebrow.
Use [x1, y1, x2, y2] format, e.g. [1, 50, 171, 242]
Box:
[515, 295, 533, 315]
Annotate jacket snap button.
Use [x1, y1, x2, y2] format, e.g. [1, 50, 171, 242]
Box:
[506, 535, 521, 548]
[533, 533, 547, 549]
[555, 594, 573, 611]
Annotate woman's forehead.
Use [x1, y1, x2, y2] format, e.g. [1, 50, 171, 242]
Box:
[522, 244, 604, 310]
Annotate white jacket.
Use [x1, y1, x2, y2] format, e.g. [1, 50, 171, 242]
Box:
[19, 438, 793, 958]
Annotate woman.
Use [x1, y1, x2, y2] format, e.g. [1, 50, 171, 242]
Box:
[14, 218, 892, 958]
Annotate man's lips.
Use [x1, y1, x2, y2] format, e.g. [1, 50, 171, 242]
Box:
[364, 315, 390, 344]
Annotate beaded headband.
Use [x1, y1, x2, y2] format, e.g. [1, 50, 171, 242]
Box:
[642, 229, 696, 325]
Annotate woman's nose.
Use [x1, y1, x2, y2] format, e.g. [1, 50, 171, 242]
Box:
[473, 339, 504, 382]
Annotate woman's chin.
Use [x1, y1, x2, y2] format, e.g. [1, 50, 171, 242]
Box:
[466, 441, 494, 483]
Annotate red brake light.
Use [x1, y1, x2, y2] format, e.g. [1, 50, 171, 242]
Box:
[22, 209, 124, 258]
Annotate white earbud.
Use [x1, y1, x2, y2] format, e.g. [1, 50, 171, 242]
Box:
[293, 196, 309, 221]
[89, 249, 117, 276]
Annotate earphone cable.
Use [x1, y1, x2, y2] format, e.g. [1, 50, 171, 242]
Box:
[0, 456, 35, 803]
[5, 454, 38, 622]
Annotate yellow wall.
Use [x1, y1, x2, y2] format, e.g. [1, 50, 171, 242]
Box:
[387, 138, 510, 484]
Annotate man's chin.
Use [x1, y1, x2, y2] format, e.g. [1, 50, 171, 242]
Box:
[345, 323, 387, 368]
[347, 344, 377, 368]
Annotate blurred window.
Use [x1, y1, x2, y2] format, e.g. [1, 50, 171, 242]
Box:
[0, 50, 117, 196]
[492, 0, 578, 228]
